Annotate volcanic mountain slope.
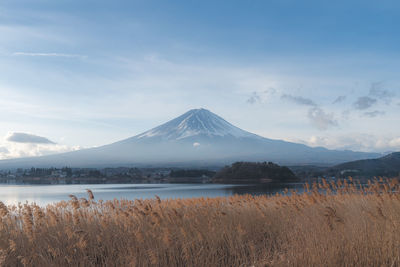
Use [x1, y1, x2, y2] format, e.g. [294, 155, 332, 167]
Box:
[0, 108, 380, 168]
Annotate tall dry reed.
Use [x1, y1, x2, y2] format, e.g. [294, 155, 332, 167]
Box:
[0, 178, 399, 266]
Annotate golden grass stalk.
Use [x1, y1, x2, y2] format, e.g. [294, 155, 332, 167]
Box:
[0, 178, 398, 266]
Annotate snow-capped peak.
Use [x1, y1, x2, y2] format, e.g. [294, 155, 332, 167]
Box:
[135, 108, 256, 140]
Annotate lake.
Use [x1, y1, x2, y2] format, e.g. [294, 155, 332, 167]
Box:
[0, 183, 304, 206]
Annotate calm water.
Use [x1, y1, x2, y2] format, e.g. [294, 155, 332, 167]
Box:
[0, 183, 304, 206]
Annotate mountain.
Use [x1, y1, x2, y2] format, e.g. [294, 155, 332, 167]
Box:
[134, 108, 256, 140]
[330, 152, 400, 177]
[0, 108, 380, 169]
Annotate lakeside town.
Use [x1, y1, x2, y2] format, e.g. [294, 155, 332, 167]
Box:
[0, 167, 215, 184]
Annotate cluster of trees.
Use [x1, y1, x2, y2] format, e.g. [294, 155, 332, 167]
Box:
[213, 161, 298, 183]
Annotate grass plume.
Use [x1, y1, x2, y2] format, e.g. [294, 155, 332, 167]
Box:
[0, 178, 399, 266]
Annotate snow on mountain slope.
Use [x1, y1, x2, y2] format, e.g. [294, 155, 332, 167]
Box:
[135, 108, 257, 140]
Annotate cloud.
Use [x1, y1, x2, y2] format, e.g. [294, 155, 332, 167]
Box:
[247, 88, 277, 104]
[369, 82, 395, 102]
[0, 143, 81, 160]
[389, 138, 400, 148]
[350, 82, 395, 116]
[303, 134, 400, 153]
[247, 92, 262, 104]
[353, 96, 377, 110]
[6, 132, 55, 144]
[332, 95, 346, 104]
[281, 94, 317, 106]
[341, 110, 351, 120]
[307, 107, 338, 130]
[12, 52, 87, 59]
[0, 132, 82, 160]
[363, 110, 385, 118]
[280, 94, 339, 130]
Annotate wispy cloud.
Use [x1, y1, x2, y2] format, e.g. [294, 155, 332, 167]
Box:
[363, 110, 385, 118]
[246, 88, 277, 104]
[6, 132, 55, 144]
[332, 95, 346, 104]
[0, 132, 80, 160]
[280, 93, 338, 130]
[303, 134, 400, 153]
[12, 52, 87, 59]
[369, 81, 395, 102]
[247, 92, 262, 104]
[351, 82, 395, 113]
[353, 96, 377, 110]
[281, 94, 317, 107]
[307, 107, 338, 131]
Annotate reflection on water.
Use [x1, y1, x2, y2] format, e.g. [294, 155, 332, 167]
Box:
[0, 183, 305, 206]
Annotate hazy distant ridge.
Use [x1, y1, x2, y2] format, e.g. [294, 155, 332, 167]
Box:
[331, 152, 400, 177]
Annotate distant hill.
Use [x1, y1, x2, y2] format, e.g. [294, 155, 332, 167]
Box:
[330, 152, 400, 178]
[213, 162, 299, 183]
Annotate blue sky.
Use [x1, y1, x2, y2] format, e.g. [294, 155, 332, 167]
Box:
[0, 0, 399, 158]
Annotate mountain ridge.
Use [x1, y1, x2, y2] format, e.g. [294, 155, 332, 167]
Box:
[330, 152, 400, 177]
[0, 108, 381, 169]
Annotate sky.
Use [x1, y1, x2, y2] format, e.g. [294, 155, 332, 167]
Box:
[0, 0, 399, 159]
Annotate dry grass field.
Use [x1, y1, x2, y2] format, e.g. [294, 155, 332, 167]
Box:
[0, 178, 400, 266]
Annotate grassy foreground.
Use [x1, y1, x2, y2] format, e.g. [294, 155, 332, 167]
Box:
[0, 179, 400, 266]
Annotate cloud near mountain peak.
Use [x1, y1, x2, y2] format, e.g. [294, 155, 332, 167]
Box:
[0, 132, 81, 160]
[6, 132, 56, 144]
